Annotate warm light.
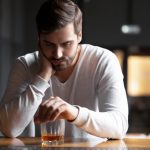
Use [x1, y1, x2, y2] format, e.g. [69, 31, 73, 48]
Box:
[128, 56, 150, 96]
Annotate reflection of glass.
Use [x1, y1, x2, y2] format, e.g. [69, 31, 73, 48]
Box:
[128, 56, 150, 96]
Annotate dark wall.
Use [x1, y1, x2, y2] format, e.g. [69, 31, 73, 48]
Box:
[82, 0, 150, 47]
[0, 0, 25, 99]
[0, 0, 44, 99]
[23, 0, 44, 52]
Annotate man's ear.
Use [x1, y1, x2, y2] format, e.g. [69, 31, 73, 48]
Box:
[77, 31, 82, 43]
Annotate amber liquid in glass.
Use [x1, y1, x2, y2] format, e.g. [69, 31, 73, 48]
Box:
[42, 134, 64, 142]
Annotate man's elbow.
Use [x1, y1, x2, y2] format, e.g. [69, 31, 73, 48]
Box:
[114, 129, 127, 139]
[113, 118, 128, 139]
[1, 127, 22, 138]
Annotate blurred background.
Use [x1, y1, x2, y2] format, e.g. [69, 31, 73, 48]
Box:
[0, 0, 150, 135]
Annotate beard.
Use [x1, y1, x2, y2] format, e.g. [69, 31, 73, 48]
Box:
[41, 45, 78, 72]
[50, 55, 74, 71]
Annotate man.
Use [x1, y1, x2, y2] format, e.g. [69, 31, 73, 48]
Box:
[0, 0, 128, 139]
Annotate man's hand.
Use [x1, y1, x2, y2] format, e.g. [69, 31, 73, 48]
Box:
[34, 96, 79, 123]
[38, 51, 55, 81]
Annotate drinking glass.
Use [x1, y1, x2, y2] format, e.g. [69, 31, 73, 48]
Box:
[41, 119, 65, 146]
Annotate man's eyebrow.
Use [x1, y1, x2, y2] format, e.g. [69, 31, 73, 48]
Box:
[43, 39, 74, 45]
[62, 40, 74, 44]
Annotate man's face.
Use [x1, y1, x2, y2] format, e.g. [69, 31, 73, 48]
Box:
[39, 23, 82, 71]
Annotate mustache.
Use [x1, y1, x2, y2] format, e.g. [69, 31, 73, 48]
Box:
[50, 57, 67, 61]
[44, 54, 68, 62]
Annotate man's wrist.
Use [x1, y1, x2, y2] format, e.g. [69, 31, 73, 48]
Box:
[38, 71, 52, 81]
[67, 106, 79, 122]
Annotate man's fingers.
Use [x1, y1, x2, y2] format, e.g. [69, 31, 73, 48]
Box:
[50, 103, 66, 121]
[35, 97, 64, 123]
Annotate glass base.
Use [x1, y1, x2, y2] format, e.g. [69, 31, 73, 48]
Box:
[42, 140, 64, 146]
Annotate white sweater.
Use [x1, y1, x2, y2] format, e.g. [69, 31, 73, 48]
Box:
[0, 44, 128, 139]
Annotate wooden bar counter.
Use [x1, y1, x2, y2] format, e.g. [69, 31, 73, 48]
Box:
[0, 134, 149, 149]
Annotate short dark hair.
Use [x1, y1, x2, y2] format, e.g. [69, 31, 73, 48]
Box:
[36, 0, 82, 34]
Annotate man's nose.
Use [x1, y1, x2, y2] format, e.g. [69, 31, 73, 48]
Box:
[53, 47, 63, 59]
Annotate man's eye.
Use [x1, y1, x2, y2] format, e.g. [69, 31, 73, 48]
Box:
[64, 42, 72, 47]
[45, 43, 54, 48]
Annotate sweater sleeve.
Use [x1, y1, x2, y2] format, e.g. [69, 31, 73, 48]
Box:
[71, 51, 128, 139]
[0, 58, 50, 137]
